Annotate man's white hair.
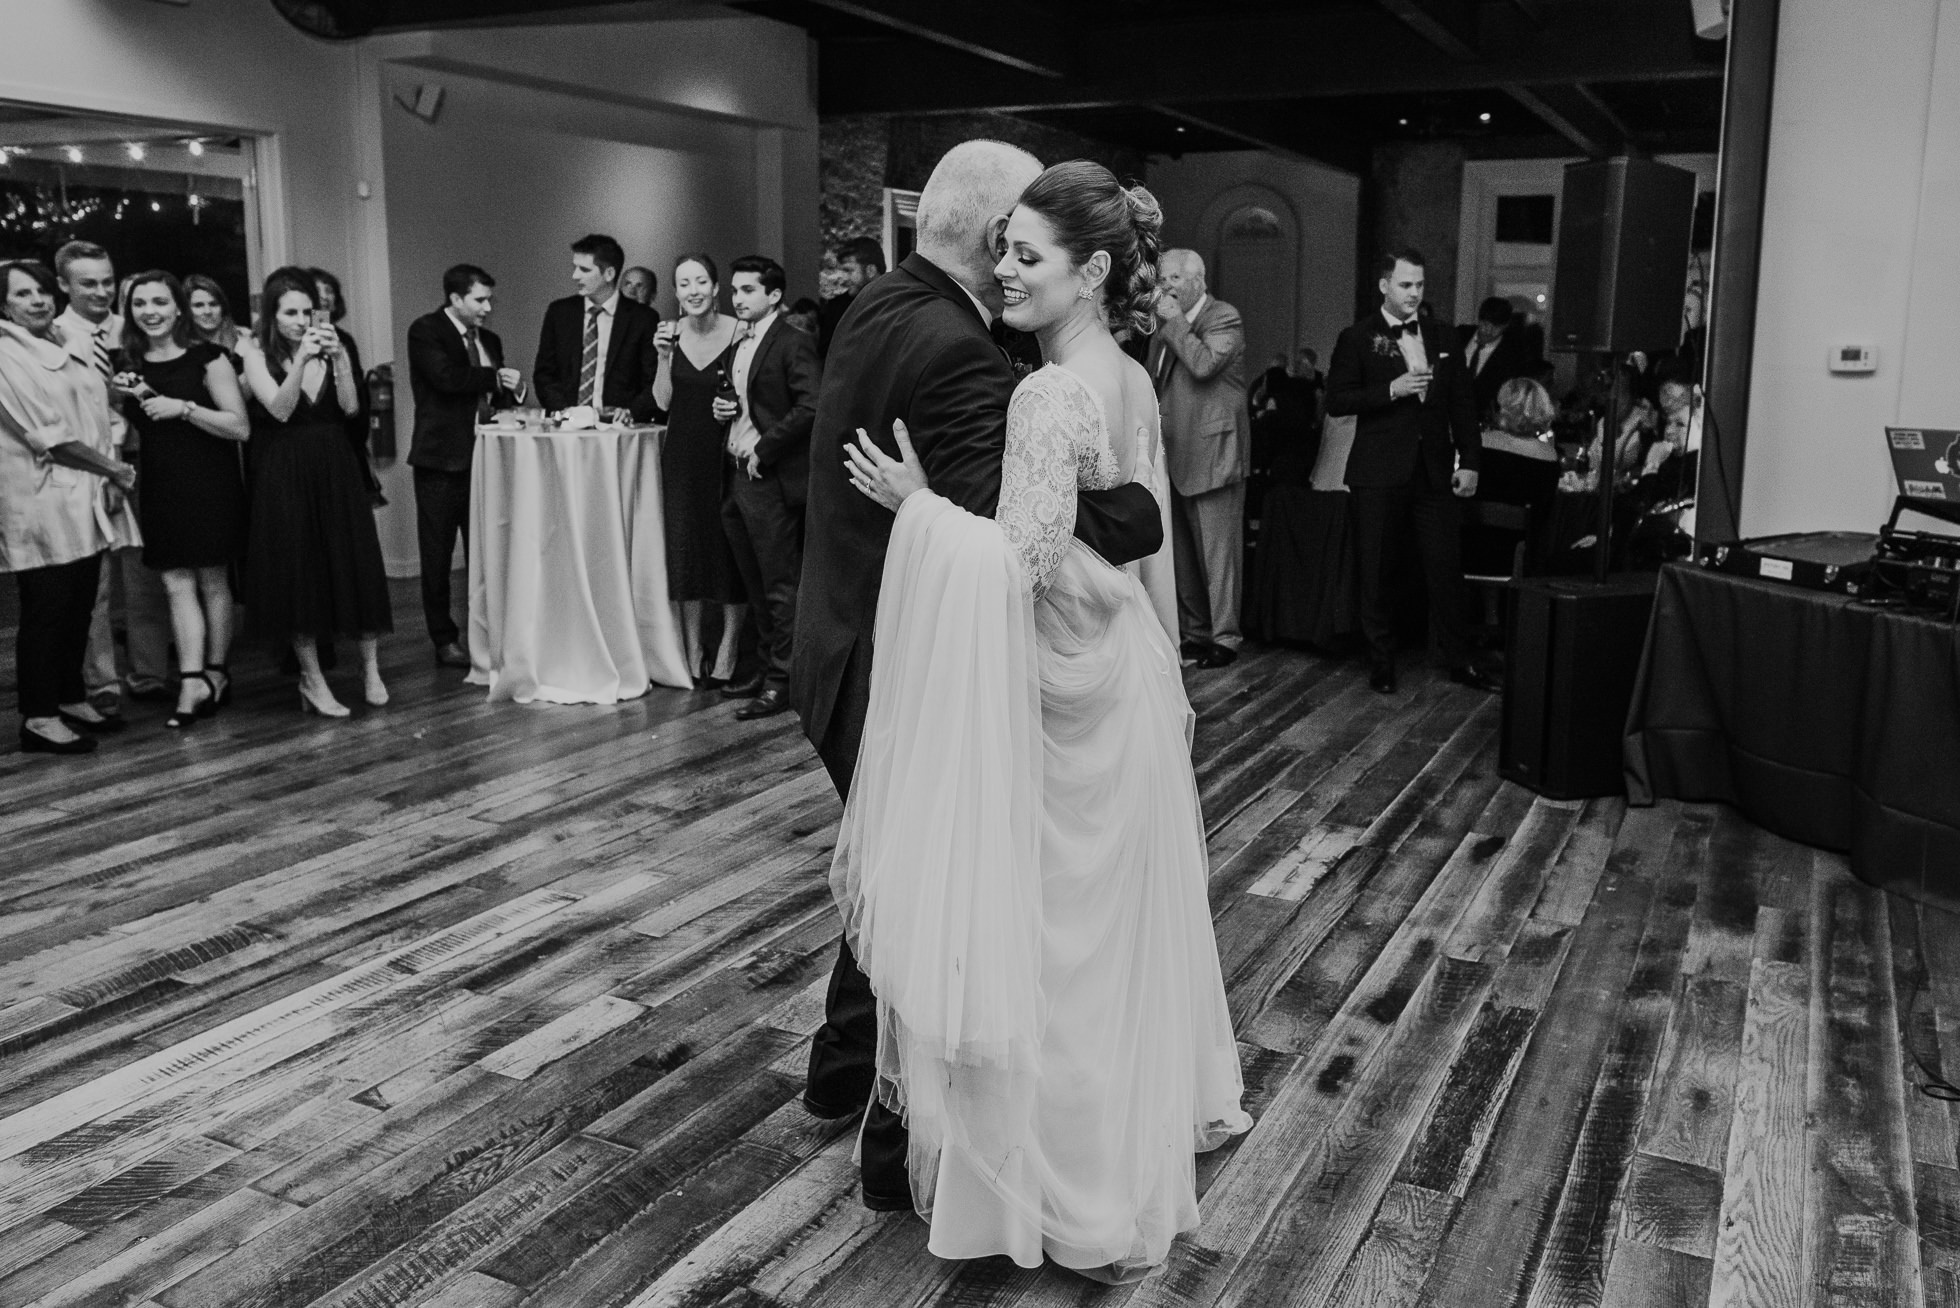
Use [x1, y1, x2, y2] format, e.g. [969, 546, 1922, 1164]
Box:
[915, 140, 1043, 269]
[1161, 248, 1205, 278]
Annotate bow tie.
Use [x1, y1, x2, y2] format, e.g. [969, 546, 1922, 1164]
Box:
[1395, 319, 1419, 337]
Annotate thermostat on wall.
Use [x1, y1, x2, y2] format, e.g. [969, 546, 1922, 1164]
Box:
[1829, 343, 1876, 373]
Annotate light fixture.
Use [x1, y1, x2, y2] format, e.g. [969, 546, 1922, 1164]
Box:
[126, 142, 147, 161]
[1479, 112, 1492, 123]
[150, 200, 161, 212]
[65, 145, 83, 163]
[1398, 117, 1409, 126]
[186, 138, 205, 157]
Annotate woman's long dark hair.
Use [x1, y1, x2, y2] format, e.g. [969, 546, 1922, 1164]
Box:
[255, 266, 318, 373]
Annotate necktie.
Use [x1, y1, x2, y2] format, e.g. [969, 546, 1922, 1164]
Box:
[1400, 320, 1419, 337]
[91, 326, 112, 378]
[578, 304, 601, 408]
[467, 327, 492, 423]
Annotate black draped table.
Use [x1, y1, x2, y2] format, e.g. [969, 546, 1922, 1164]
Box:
[1625, 561, 1960, 908]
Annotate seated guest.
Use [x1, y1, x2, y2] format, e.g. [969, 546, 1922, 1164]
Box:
[817, 236, 884, 361]
[121, 271, 253, 728]
[621, 265, 658, 307]
[240, 267, 393, 717]
[1458, 296, 1539, 423]
[652, 254, 748, 688]
[783, 297, 821, 337]
[0, 259, 138, 755]
[715, 254, 819, 720]
[406, 264, 525, 669]
[186, 275, 252, 365]
[1468, 377, 1560, 576]
[533, 234, 660, 420]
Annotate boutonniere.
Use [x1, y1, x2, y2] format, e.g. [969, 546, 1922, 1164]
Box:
[1372, 335, 1402, 359]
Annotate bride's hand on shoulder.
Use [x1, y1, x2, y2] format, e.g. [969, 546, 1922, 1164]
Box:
[845, 419, 928, 512]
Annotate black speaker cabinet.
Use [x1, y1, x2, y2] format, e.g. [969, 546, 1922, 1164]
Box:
[1552, 158, 1699, 354]
[1501, 575, 1658, 799]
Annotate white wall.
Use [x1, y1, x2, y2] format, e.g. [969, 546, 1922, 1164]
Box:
[1742, 0, 1960, 536]
[1147, 152, 1360, 368]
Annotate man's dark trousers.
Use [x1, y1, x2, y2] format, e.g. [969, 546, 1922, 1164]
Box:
[415, 468, 471, 648]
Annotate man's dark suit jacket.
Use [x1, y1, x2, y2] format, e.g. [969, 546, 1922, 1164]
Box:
[532, 293, 660, 419]
[792, 251, 1164, 778]
[406, 309, 519, 473]
[816, 291, 855, 361]
[1455, 322, 1541, 422]
[726, 314, 821, 507]
[1326, 310, 1480, 490]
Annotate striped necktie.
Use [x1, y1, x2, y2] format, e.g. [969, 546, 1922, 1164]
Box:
[467, 327, 492, 422]
[578, 304, 601, 408]
[91, 325, 113, 378]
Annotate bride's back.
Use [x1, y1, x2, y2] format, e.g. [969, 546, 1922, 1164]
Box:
[1055, 336, 1156, 485]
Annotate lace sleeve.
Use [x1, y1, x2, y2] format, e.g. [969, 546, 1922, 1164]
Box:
[1000, 377, 1080, 597]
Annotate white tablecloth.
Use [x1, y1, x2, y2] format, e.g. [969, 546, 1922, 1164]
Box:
[467, 423, 693, 703]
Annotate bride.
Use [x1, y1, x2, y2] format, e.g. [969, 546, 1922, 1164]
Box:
[837, 160, 1251, 1282]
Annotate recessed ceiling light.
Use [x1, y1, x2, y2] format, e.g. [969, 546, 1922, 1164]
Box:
[186, 139, 205, 157]
[1174, 125, 1186, 133]
[1398, 117, 1409, 126]
[64, 145, 83, 163]
[126, 142, 146, 161]
[1479, 112, 1492, 123]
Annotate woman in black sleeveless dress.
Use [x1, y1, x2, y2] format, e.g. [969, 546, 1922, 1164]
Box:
[239, 267, 392, 717]
[652, 254, 746, 686]
[120, 271, 252, 728]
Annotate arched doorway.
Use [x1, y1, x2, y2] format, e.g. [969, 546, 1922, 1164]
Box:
[1206, 191, 1298, 380]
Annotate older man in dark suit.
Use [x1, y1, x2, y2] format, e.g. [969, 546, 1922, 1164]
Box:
[406, 264, 524, 666]
[531, 233, 659, 419]
[1150, 248, 1250, 668]
[1327, 248, 1497, 695]
[792, 140, 1164, 1213]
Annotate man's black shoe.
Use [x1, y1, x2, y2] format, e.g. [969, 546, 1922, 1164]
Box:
[1195, 643, 1239, 669]
[719, 671, 765, 699]
[862, 1186, 914, 1213]
[433, 641, 471, 668]
[1449, 664, 1502, 694]
[735, 688, 791, 720]
[1368, 661, 1397, 694]
[801, 1093, 863, 1121]
[1179, 640, 1209, 662]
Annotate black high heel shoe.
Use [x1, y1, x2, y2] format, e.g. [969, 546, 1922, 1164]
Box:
[165, 672, 217, 730]
[20, 724, 98, 755]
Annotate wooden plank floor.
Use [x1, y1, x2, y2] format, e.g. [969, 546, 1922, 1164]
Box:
[1, 578, 1954, 1308]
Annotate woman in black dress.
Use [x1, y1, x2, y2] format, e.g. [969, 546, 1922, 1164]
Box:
[119, 271, 252, 728]
[239, 266, 392, 717]
[652, 254, 746, 686]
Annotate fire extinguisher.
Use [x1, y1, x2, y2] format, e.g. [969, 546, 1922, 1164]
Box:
[367, 361, 395, 460]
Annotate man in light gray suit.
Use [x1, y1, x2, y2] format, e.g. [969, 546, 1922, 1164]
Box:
[1150, 249, 1250, 668]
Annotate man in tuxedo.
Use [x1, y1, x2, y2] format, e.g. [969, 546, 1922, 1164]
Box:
[714, 255, 820, 721]
[1457, 296, 1539, 423]
[406, 264, 525, 667]
[1327, 248, 1498, 695]
[816, 236, 885, 361]
[531, 233, 659, 419]
[792, 140, 1165, 1212]
[1150, 248, 1250, 669]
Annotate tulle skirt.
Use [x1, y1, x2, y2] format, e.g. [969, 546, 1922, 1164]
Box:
[832, 491, 1250, 1277]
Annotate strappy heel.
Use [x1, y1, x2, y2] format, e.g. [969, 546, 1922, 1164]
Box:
[166, 672, 217, 730]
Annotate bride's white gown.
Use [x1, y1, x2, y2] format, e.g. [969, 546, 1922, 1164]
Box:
[831, 363, 1251, 1276]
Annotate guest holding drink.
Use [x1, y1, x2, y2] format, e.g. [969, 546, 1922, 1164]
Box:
[652, 254, 747, 687]
[185, 275, 252, 365]
[239, 267, 392, 717]
[0, 259, 138, 754]
[119, 271, 252, 728]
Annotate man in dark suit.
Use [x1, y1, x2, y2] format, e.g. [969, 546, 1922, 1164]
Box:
[816, 235, 885, 361]
[406, 263, 525, 667]
[1327, 248, 1498, 695]
[531, 233, 659, 419]
[714, 255, 820, 721]
[1457, 296, 1540, 423]
[791, 140, 1166, 1213]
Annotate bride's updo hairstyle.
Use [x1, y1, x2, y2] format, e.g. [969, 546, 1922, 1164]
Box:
[1015, 160, 1165, 336]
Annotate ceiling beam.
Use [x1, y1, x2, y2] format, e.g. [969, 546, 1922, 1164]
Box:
[1374, 0, 1481, 61]
[1154, 102, 1372, 174]
[819, 5, 1720, 116]
[1502, 82, 1630, 156]
[795, 0, 1070, 77]
[1572, 82, 1636, 140]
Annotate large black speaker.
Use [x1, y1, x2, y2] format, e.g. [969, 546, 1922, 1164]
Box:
[1551, 158, 1698, 354]
[1501, 575, 1657, 799]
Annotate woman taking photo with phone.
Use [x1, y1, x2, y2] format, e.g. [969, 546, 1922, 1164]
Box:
[239, 266, 392, 717]
[120, 270, 252, 728]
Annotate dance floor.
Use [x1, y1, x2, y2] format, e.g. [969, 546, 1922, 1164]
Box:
[0, 578, 1952, 1308]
